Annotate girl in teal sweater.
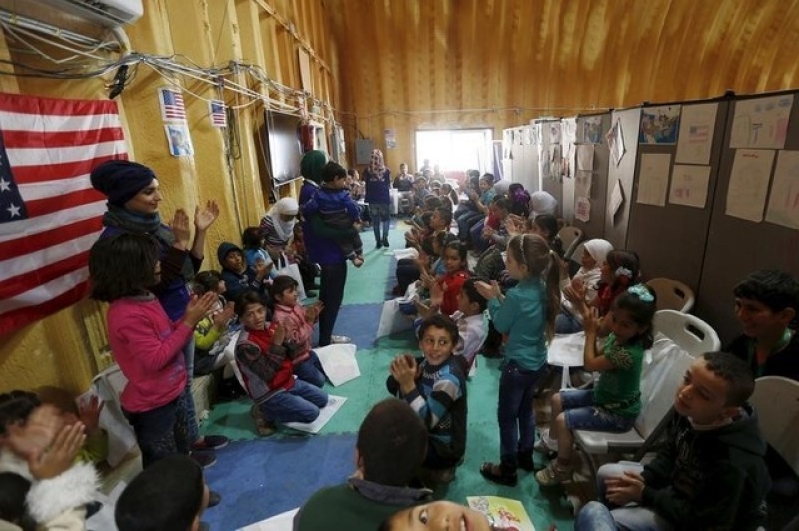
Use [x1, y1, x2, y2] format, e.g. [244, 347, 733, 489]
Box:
[475, 233, 560, 486]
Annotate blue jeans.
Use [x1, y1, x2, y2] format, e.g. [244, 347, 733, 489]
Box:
[370, 203, 391, 242]
[555, 310, 584, 334]
[318, 261, 348, 346]
[498, 360, 545, 469]
[178, 337, 200, 444]
[294, 351, 326, 387]
[123, 398, 189, 469]
[261, 380, 329, 424]
[561, 389, 637, 432]
[581, 462, 674, 531]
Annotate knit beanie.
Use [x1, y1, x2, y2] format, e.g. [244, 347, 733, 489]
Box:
[90, 160, 156, 207]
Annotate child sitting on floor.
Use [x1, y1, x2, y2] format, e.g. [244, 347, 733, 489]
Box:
[386, 314, 468, 485]
[269, 275, 326, 388]
[234, 291, 329, 432]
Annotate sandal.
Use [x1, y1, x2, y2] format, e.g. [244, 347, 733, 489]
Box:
[479, 461, 518, 486]
[535, 462, 572, 486]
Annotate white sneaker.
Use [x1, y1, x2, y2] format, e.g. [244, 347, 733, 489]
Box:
[330, 335, 352, 344]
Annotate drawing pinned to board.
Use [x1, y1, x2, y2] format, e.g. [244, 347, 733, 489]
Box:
[575, 196, 591, 222]
[582, 116, 603, 144]
[575, 171, 592, 198]
[731, 95, 793, 150]
[726, 149, 775, 222]
[165, 124, 193, 156]
[610, 179, 624, 218]
[576, 144, 595, 172]
[765, 150, 799, 230]
[549, 144, 562, 181]
[549, 122, 562, 144]
[384, 128, 396, 149]
[636, 153, 671, 207]
[607, 119, 625, 167]
[675, 103, 718, 165]
[639, 105, 681, 144]
[669, 165, 711, 209]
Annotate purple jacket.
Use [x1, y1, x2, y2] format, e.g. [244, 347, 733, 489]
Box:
[364, 169, 391, 205]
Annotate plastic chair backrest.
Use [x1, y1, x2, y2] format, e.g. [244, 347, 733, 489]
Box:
[646, 277, 695, 313]
[651, 309, 719, 357]
[635, 348, 694, 438]
[751, 376, 799, 476]
[558, 226, 583, 259]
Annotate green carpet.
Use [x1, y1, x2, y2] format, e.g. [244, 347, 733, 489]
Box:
[202, 222, 576, 530]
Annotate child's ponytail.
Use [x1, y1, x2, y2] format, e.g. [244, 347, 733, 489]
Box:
[544, 250, 561, 341]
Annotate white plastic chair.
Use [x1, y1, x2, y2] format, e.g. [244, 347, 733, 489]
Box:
[573, 310, 720, 474]
[750, 376, 799, 477]
[646, 277, 695, 313]
[557, 226, 584, 260]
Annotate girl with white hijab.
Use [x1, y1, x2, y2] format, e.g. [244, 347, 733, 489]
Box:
[555, 238, 614, 334]
[259, 197, 299, 256]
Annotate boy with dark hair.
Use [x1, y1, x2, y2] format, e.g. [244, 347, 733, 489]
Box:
[217, 241, 271, 303]
[301, 161, 365, 267]
[415, 278, 488, 373]
[234, 291, 329, 430]
[115, 454, 208, 531]
[726, 269, 799, 381]
[293, 398, 430, 531]
[576, 351, 770, 531]
[386, 314, 468, 484]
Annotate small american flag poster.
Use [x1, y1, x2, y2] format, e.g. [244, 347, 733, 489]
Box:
[159, 87, 186, 122]
[209, 100, 227, 128]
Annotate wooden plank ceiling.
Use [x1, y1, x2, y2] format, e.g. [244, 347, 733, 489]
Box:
[326, 0, 799, 126]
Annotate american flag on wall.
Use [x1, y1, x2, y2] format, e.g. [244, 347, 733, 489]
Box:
[159, 87, 186, 121]
[209, 100, 227, 128]
[0, 93, 128, 336]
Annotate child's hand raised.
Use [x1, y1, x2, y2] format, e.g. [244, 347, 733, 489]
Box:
[28, 422, 86, 480]
[78, 395, 105, 435]
[183, 292, 219, 327]
[583, 306, 602, 334]
[214, 302, 235, 328]
[475, 280, 501, 300]
[272, 322, 287, 345]
[429, 282, 444, 308]
[390, 353, 418, 394]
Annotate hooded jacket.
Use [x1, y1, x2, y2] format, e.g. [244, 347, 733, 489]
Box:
[640, 404, 770, 530]
[217, 242, 267, 302]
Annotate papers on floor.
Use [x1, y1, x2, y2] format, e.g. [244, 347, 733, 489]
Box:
[547, 332, 586, 368]
[466, 496, 535, 531]
[314, 343, 360, 386]
[239, 507, 299, 531]
[284, 395, 347, 434]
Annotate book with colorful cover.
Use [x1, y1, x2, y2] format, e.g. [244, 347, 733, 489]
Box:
[466, 496, 536, 531]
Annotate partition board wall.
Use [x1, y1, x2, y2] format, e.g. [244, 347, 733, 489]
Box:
[505, 125, 540, 194]
[536, 119, 564, 217]
[604, 108, 642, 250]
[696, 90, 799, 343]
[626, 99, 731, 292]
[562, 113, 611, 238]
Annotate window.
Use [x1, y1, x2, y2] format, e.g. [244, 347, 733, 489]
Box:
[415, 129, 493, 174]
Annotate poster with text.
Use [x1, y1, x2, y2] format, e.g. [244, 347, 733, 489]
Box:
[726, 149, 775, 222]
[639, 105, 681, 144]
[669, 165, 711, 208]
[576, 144, 595, 172]
[765, 150, 799, 230]
[675, 103, 718, 165]
[730, 95, 793, 150]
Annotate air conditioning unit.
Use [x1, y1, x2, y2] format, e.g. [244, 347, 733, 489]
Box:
[35, 0, 143, 27]
[0, 0, 143, 30]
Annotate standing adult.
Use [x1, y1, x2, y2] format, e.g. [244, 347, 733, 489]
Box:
[363, 149, 392, 249]
[298, 150, 351, 346]
[259, 197, 317, 295]
[89, 160, 229, 475]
